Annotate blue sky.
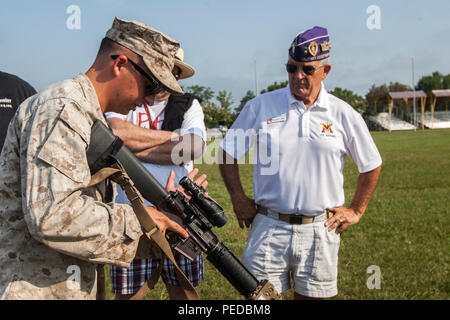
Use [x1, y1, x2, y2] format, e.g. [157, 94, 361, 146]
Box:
[1, 0, 449, 109]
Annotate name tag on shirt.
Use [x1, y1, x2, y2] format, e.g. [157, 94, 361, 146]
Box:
[267, 113, 286, 124]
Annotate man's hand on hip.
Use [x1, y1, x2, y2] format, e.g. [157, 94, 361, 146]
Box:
[324, 206, 361, 235]
[325, 166, 381, 235]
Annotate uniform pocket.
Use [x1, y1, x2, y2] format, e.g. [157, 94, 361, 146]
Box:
[311, 223, 341, 282]
[37, 119, 89, 184]
[245, 213, 269, 247]
[242, 214, 275, 265]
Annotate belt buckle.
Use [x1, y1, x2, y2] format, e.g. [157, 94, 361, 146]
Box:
[288, 215, 303, 224]
[279, 210, 333, 225]
[287, 214, 314, 225]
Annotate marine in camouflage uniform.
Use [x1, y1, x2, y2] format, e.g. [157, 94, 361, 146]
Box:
[0, 17, 188, 299]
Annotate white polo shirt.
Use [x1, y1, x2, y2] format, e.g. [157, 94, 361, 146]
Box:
[105, 98, 206, 206]
[221, 84, 382, 216]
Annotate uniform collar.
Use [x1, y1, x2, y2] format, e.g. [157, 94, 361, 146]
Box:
[287, 82, 329, 110]
[74, 73, 107, 125]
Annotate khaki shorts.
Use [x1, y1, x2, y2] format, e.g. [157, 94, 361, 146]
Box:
[242, 213, 341, 298]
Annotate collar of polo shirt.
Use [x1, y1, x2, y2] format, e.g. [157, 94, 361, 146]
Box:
[287, 83, 330, 110]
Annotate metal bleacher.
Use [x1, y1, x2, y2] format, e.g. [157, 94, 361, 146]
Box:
[417, 111, 450, 129]
[369, 112, 417, 131]
[368, 89, 450, 131]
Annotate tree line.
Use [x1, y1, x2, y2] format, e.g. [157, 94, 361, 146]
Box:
[184, 71, 450, 128]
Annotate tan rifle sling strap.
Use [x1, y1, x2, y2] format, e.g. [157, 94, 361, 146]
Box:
[88, 163, 199, 300]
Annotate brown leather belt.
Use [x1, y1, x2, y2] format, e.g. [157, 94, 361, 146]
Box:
[256, 205, 334, 225]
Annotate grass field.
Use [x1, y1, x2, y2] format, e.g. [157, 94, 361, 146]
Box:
[105, 129, 449, 300]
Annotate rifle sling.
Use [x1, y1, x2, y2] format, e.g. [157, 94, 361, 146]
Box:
[88, 164, 199, 300]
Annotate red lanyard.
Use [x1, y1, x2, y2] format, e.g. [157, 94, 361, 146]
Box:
[144, 104, 166, 130]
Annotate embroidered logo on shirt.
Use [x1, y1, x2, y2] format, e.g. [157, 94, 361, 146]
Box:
[320, 122, 336, 137]
[267, 114, 286, 124]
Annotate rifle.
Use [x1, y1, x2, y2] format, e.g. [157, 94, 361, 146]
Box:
[86, 120, 281, 300]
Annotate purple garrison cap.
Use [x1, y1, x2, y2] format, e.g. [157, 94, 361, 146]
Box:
[289, 26, 331, 62]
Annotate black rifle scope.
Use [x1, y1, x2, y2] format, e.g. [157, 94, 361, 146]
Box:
[179, 176, 228, 228]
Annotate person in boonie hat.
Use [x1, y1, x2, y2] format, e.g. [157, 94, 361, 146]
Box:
[173, 48, 195, 80]
[219, 25, 382, 301]
[286, 26, 332, 106]
[149, 47, 196, 102]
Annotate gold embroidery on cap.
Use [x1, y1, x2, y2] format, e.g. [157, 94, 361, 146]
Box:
[308, 41, 318, 56]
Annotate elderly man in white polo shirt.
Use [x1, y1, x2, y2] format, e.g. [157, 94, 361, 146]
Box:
[219, 26, 382, 300]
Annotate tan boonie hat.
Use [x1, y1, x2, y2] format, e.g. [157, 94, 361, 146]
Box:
[174, 48, 195, 80]
[105, 17, 183, 95]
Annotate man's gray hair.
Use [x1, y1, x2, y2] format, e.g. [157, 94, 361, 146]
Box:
[319, 58, 329, 67]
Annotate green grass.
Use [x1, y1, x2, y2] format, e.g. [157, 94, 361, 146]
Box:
[105, 129, 450, 300]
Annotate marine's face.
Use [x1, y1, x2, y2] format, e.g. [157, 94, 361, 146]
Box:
[287, 58, 331, 102]
[110, 54, 163, 113]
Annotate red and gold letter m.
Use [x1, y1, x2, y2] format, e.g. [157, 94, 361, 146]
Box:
[321, 123, 333, 133]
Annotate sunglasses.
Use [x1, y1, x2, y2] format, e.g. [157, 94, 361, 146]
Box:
[111, 55, 163, 95]
[285, 63, 325, 76]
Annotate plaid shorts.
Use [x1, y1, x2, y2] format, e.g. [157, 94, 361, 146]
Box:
[110, 252, 204, 294]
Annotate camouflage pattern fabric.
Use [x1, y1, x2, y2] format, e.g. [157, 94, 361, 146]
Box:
[0, 74, 143, 299]
[105, 17, 183, 96]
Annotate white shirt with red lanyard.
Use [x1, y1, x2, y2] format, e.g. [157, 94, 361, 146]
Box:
[139, 99, 167, 130]
[105, 98, 206, 206]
